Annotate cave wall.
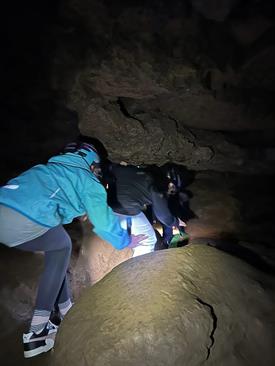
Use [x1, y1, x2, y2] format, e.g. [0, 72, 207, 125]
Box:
[1, 0, 275, 180]
[1, 0, 275, 263]
[1, 0, 274, 258]
[52, 0, 275, 171]
[1, 4, 275, 364]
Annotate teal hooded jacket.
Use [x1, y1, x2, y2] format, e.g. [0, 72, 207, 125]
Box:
[0, 153, 130, 249]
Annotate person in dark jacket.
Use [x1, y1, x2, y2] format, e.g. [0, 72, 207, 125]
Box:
[0, 142, 144, 358]
[103, 162, 186, 257]
[160, 166, 191, 247]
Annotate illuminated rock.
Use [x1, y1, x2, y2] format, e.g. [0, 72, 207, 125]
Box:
[52, 245, 275, 366]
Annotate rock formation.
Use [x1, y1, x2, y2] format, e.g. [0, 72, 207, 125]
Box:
[52, 245, 275, 366]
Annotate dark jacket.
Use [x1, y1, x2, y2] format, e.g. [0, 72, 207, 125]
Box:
[106, 164, 178, 227]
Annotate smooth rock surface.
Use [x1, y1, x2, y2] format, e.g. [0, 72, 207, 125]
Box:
[52, 245, 275, 366]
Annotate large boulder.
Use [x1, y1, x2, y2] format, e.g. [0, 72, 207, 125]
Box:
[52, 245, 275, 366]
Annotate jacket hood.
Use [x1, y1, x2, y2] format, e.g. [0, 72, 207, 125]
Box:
[48, 153, 93, 172]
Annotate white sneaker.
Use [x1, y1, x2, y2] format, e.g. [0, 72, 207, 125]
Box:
[23, 320, 58, 358]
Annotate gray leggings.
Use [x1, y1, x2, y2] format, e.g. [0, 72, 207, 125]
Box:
[15, 225, 72, 311]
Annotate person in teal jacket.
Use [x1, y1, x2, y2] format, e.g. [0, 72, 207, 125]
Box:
[0, 142, 145, 358]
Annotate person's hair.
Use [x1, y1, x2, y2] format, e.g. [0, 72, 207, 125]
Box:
[144, 165, 170, 193]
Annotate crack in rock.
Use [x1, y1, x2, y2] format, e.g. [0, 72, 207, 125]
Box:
[196, 297, 217, 360]
[167, 115, 180, 133]
[155, 136, 165, 155]
[116, 97, 145, 128]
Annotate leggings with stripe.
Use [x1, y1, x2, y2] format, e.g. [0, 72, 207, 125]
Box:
[15, 225, 72, 311]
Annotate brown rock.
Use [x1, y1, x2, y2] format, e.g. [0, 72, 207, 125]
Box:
[52, 245, 275, 366]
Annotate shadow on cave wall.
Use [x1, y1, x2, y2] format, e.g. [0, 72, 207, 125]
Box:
[0, 104, 79, 184]
[208, 239, 275, 276]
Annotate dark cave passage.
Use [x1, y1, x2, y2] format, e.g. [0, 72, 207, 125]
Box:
[0, 0, 275, 365]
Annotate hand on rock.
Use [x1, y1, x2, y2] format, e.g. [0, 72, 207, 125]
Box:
[128, 234, 148, 248]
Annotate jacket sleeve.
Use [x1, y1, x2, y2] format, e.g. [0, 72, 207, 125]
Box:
[81, 179, 130, 250]
[151, 188, 178, 227]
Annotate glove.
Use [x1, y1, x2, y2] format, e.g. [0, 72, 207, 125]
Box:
[168, 228, 189, 248]
[178, 227, 189, 241]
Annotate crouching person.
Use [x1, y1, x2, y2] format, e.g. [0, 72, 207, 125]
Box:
[0, 142, 144, 358]
[102, 162, 183, 257]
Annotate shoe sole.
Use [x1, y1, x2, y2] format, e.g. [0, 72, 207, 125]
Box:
[24, 338, 54, 358]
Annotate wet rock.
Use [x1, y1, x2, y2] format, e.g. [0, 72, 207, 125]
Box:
[52, 245, 275, 366]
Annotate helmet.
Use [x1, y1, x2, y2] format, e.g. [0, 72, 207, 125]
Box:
[63, 142, 100, 166]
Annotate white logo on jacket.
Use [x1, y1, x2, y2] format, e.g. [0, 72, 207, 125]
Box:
[3, 185, 19, 190]
[50, 188, 61, 198]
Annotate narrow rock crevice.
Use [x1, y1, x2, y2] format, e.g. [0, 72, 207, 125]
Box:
[167, 115, 181, 133]
[116, 97, 145, 128]
[151, 136, 165, 158]
[167, 115, 197, 149]
[196, 297, 218, 360]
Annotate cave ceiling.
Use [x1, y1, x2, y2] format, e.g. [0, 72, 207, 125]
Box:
[1, 0, 275, 174]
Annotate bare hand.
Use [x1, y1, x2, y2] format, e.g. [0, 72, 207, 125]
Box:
[128, 234, 148, 249]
